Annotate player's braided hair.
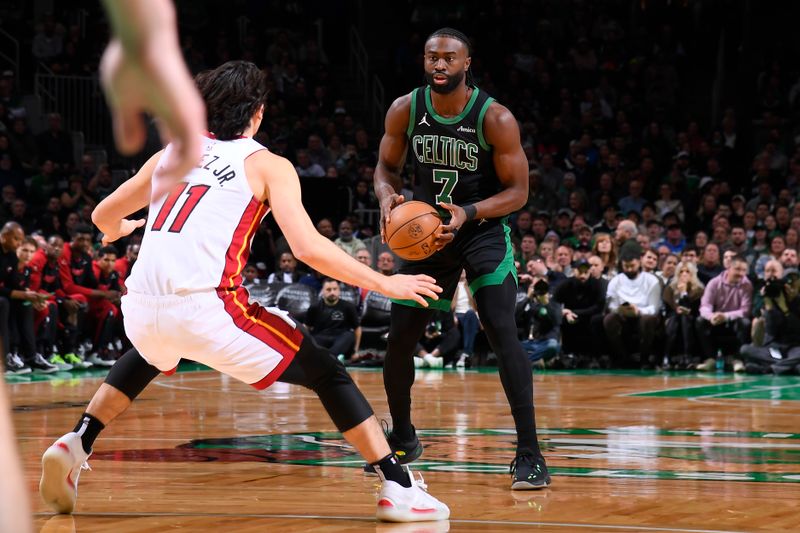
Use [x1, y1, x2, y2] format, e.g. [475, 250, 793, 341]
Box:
[196, 61, 268, 140]
[426, 27, 475, 87]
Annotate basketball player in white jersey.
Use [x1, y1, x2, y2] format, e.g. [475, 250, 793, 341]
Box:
[39, 61, 449, 523]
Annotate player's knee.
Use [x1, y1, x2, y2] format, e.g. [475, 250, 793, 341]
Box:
[104, 349, 160, 401]
[294, 335, 351, 390]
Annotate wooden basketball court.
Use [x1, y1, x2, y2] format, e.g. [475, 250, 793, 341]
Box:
[11, 365, 800, 532]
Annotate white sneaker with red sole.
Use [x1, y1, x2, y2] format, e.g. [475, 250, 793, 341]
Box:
[40, 432, 91, 513]
[376, 468, 450, 522]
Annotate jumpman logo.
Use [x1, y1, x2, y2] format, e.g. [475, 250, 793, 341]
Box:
[419, 112, 431, 127]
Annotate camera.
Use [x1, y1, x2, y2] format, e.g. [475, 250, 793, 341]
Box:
[533, 279, 550, 296]
[764, 278, 786, 299]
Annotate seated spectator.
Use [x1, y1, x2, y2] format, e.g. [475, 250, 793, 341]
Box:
[659, 223, 686, 254]
[662, 261, 704, 369]
[295, 149, 325, 177]
[28, 234, 89, 368]
[521, 279, 562, 365]
[305, 278, 360, 359]
[87, 164, 115, 202]
[414, 311, 460, 369]
[680, 245, 699, 264]
[376, 251, 396, 275]
[697, 243, 724, 284]
[729, 225, 749, 255]
[8, 199, 35, 233]
[90, 246, 123, 366]
[554, 245, 573, 276]
[657, 253, 679, 286]
[28, 160, 58, 206]
[59, 225, 120, 358]
[591, 232, 618, 278]
[267, 252, 303, 284]
[36, 113, 74, 173]
[615, 219, 641, 258]
[452, 270, 479, 368]
[241, 263, 261, 288]
[554, 258, 605, 361]
[36, 197, 64, 237]
[618, 179, 646, 215]
[114, 243, 139, 289]
[522, 255, 566, 292]
[334, 219, 366, 257]
[355, 249, 372, 267]
[695, 255, 752, 370]
[781, 248, 798, 271]
[655, 183, 684, 221]
[603, 249, 662, 367]
[0, 223, 54, 373]
[640, 248, 659, 275]
[60, 175, 96, 213]
[517, 233, 538, 265]
[741, 271, 800, 374]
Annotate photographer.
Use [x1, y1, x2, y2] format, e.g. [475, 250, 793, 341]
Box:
[740, 271, 800, 374]
[662, 261, 704, 369]
[414, 311, 460, 369]
[520, 279, 562, 364]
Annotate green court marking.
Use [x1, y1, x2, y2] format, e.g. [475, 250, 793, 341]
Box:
[628, 377, 800, 401]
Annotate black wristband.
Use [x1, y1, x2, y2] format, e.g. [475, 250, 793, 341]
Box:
[463, 204, 477, 221]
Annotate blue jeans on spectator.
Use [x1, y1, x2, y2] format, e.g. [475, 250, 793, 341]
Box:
[521, 338, 560, 363]
[456, 310, 479, 355]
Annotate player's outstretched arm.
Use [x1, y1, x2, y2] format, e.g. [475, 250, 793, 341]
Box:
[374, 94, 412, 242]
[92, 151, 163, 245]
[100, 0, 206, 195]
[257, 153, 441, 307]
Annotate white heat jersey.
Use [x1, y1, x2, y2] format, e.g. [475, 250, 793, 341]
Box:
[126, 136, 269, 296]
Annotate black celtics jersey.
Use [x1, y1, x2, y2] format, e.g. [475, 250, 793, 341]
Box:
[406, 85, 501, 209]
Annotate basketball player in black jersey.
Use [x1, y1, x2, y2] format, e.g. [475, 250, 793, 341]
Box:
[373, 28, 550, 489]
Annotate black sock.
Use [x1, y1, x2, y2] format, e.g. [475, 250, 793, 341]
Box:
[371, 453, 412, 488]
[72, 412, 105, 454]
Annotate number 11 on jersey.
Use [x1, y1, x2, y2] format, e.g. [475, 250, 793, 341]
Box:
[151, 183, 211, 233]
[433, 169, 459, 204]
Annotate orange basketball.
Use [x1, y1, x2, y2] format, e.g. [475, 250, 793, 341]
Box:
[385, 201, 442, 261]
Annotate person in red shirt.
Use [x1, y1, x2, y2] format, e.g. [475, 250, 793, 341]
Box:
[29, 234, 92, 368]
[59, 225, 119, 365]
[91, 246, 123, 365]
[113, 243, 139, 291]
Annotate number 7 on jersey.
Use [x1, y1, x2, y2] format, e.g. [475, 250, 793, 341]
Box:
[433, 169, 459, 204]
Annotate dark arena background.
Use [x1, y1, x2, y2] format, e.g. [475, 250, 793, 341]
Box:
[4, 0, 800, 531]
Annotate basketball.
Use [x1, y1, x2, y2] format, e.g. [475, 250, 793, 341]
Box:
[385, 201, 442, 261]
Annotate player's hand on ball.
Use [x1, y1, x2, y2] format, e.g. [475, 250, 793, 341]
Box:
[380, 193, 406, 243]
[435, 202, 466, 250]
[381, 274, 442, 307]
[101, 218, 146, 246]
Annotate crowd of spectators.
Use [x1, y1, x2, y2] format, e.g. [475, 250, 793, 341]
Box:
[3, 1, 800, 376]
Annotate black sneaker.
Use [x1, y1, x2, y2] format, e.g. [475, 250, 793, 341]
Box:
[5, 352, 31, 374]
[364, 425, 424, 474]
[510, 449, 551, 490]
[29, 353, 59, 374]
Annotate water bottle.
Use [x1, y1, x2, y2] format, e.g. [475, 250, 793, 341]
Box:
[715, 349, 725, 373]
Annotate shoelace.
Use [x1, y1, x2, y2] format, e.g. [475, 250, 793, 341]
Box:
[509, 453, 534, 475]
[80, 461, 91, 472]
[405, 466, 428, 491]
